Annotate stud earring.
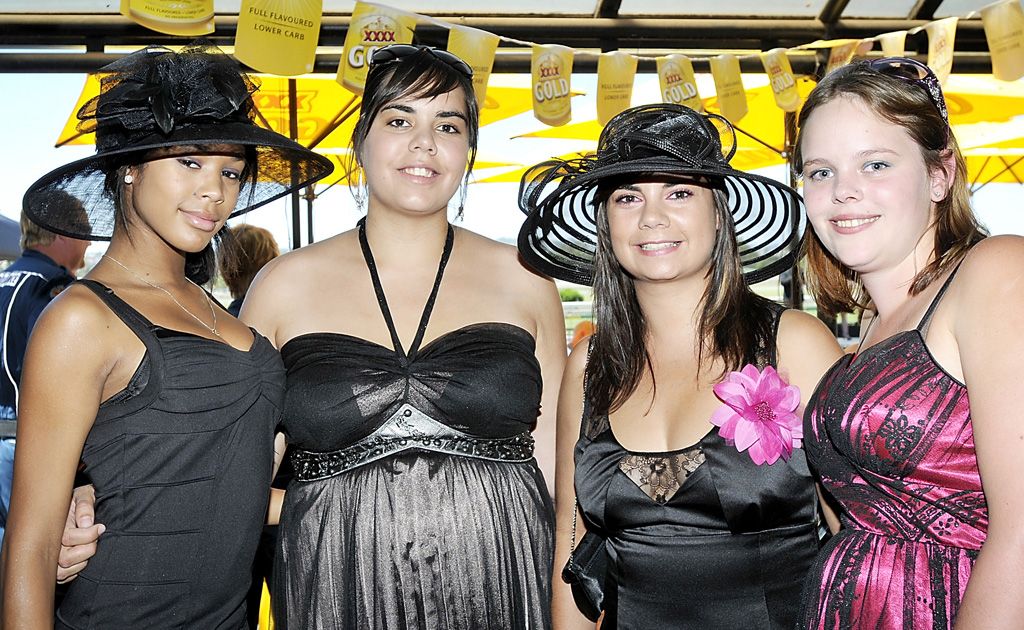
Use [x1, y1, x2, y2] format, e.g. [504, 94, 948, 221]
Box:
[123, 174, 134, 185]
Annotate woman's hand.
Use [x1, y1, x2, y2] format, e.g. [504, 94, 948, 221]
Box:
[57, 485, 104, 584]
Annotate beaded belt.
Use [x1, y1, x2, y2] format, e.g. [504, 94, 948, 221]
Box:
[290, 403, 536, 482]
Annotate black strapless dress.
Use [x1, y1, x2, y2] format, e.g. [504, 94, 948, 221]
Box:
[272, 220, 554, 629]
[574, 305, 820, 629]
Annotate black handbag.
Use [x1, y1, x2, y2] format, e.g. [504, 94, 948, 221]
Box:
[560, 498, 608, 622]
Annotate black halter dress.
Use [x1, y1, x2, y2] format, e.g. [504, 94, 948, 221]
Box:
[273, 220, 554, 629]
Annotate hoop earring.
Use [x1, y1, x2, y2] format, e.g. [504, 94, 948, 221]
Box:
[123, 174, 134, 185]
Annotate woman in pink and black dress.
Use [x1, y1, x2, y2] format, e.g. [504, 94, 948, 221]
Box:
[795, 58, 1024, 629]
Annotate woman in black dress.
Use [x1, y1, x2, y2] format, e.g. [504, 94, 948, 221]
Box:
[517, 104, 842, 628]
[0, 44, 330, 629]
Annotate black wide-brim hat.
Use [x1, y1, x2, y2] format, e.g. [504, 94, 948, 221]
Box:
[518, 104, 805, 285]
[23, 43, 334, 241]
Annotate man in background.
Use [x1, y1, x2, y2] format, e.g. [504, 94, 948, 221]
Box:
[0, 209, 89, 546]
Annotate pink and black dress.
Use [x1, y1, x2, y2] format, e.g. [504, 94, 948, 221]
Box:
[800, 267, 988, 629]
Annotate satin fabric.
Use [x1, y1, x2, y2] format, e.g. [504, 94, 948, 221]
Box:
[574, 304, 821, 629]
[801, 268, 987, 629]
[274, 326, 554, 630]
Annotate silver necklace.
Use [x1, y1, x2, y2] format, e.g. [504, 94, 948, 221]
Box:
[102, 254, 222, 340]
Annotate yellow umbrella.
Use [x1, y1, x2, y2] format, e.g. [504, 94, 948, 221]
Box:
[505, 74, 1024, 186]
[56, 74, 537, 187]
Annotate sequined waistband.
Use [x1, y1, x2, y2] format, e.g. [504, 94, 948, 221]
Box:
[290, 403, 535, 481]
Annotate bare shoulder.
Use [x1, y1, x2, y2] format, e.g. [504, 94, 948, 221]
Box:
[957, 235, 1024, 291]
[777, 308, 842, 355]
[565, 335, 591, 379]
[457, 227, 559, 298]
[29, 283, 123, 361]
[776, 308, 843, 397]
[251, 230, 358, 293]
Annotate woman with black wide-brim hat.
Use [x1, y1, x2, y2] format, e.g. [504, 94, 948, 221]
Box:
[1, 43, 331, 628]
[518, 103, 842, 628]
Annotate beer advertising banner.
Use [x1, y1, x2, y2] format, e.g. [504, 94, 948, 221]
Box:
[597, 51, 637, 125]
[760, 48, 800, 112]
[235, 0, 323, 76]
[531, 44, 574, 127]
[338, 2, 417, 94]
[657, 54, 702, 112]
[926, 17, 959, 85]
[120, 0, 214, 36]
[982, 0, 1024, 82]
[709, 54, 747, 122]
[448, 26, 500, 107]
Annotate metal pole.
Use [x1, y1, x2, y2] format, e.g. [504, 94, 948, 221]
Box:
[288, 78, 301, 251]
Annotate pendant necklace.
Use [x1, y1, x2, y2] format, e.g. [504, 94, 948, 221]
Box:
[102, 254, 223, 340]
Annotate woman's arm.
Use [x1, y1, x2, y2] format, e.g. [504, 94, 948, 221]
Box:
[775, 309, 844, 534]
[948, 237, 1024, 629]
[0, 291, 115, 628]
[529, 273, 568, 496]
[551, 341, 596, 630]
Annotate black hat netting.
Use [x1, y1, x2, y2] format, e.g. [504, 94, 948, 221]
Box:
[24, 43, 334, 241]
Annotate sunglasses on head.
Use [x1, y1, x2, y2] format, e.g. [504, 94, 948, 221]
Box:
[369, 44, 474, 80]
[866, 57, 949, 123]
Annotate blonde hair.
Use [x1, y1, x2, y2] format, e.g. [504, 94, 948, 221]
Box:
[19, 211, 58, 251]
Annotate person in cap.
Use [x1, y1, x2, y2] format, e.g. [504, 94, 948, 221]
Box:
[0, 207, 90, 549]
[518, 103, 842, 628]
[0, 43, 331, 629]
[795, 58, 1020, 630]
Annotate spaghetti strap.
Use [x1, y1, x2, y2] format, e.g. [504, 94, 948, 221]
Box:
[78, 278, 158, 343]
[916, 261, 966, 335]
[357, 217, 455, 364]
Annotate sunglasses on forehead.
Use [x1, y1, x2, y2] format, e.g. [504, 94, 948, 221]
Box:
[369, 44, 474, 80]
[866, 57, 949, 123]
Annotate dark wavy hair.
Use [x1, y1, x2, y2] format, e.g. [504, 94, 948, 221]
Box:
[349, 48, 479, 217]
[793, 61, 986, 317]
[586, 182, 779, 416]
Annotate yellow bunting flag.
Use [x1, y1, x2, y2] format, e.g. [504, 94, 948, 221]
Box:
[709, 54, 747, 123]
[235, 0, 323, 76]
[119, 0, 213, 36]
[448, 26, 500, 107]
[877, 31, 907, 58]
[657, 54, 702, 112]
[760, 48, 800, 112]
[825, 40, 862, 76]
[596, 51, 637, 125]
[338, 2, 417, 94]
[531, 45, 574, 127]
[925, 17, 958, 85]
[982, 0, 1024, 82]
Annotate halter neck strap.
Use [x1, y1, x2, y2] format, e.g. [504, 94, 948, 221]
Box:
[357, 217, 455, 365]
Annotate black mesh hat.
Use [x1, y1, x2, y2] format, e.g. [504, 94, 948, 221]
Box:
[23, 43, 334, 241]
[518, 103, 805, 285]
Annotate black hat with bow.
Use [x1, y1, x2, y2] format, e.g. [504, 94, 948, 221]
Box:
[517, 103, 805, 285]
[23, 43, 334, 241]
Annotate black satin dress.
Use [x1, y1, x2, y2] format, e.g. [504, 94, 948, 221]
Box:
[574, 306, 820, 629]
[272, 220, 554, 629]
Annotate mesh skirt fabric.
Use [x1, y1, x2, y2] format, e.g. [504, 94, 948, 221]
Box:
[273, 452, 554, 630]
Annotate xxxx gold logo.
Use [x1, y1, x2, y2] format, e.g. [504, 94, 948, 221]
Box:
[535, 53, 570, 103]
[661, 62, 696, 104]
[539, 61, 561, 79]
[362, 16, 397, 43]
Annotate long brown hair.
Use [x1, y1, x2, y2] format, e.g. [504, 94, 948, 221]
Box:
[793, 61, 986, 316]
[586, 184, 779, 416]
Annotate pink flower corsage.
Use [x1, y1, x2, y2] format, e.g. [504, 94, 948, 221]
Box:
[710, 364, 802, 465]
